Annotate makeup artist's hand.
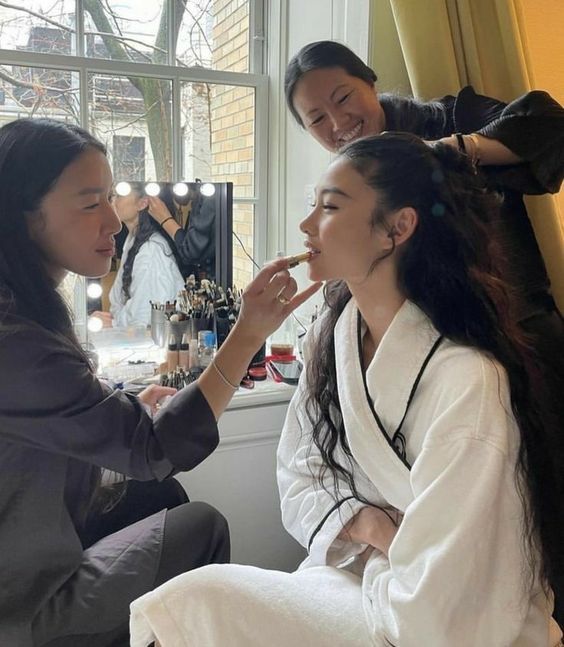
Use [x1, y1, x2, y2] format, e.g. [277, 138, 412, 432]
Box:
[147, 196, 175, 225]
[232, 257, 322, 348]
[139, 384, 177, 415]
[147, 196, 182, 239]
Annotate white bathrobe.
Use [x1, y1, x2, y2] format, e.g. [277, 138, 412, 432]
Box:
[110, 231, 185, 328]
[130, 299, 560, 647]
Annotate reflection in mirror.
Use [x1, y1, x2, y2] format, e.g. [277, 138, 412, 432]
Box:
[59, 273, 87, 342]
[81, 181, 232, 358]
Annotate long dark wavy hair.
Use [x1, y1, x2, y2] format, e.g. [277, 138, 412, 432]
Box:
[304, 132, 563, 612]
[120, 185, 182, 301]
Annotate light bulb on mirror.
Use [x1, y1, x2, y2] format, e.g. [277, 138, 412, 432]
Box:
[115, 181, 131, 196]
[87, 316, 104, 333]
[145, 182, 161, 197]
[173, 182, 189, 197]
[86, 282, 103, 299]
[200, 183, 215, 197]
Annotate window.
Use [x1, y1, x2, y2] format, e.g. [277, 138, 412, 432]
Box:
[113, 134, 146, 181]
[0, 0, 266, 286]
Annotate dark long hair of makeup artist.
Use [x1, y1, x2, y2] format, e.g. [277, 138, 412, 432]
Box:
[0, 118, 125, 521]
[304, 132, 563, 608]
[120, 185, 183, 301]
[285, 40, 450, 140]
[0, 118, 106, 340]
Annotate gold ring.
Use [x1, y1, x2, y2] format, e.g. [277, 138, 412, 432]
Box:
[277, 294, 290, 305]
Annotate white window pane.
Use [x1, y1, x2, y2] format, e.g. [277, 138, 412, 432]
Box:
[0, 65, 80, 125]
[233, 202, 254, 288]
[0, 1, 76, 54]
[177, 0, 250, 72]
[83, 0, 168, 64]
[113, 134, 146, 181]
[181, 83, 254, 198]
[88, 73, 172, 181]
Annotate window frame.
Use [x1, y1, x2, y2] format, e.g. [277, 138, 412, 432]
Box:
[0, 0, 268, 273]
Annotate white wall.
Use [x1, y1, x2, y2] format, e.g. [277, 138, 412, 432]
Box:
[176, 392, 305, 570]
[267, 0, 371, 317]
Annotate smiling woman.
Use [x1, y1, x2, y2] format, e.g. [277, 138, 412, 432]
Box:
[290, 66, 386, 151]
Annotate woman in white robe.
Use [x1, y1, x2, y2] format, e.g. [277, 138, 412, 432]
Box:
[109, 225, 185, 328]
[129, 133, 564, 647]
[103, 188, 185, 328]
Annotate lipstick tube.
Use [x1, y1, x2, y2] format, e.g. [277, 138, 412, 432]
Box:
[284, 250, 315, 268]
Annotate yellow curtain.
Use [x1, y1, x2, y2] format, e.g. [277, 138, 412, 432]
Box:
[378, 0, 564, 314]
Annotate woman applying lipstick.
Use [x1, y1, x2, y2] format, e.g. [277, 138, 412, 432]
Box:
[0, 117, 320, 646]
[129, 134, 563, 647]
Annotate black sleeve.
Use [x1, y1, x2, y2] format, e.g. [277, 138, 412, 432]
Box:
[0, 326, 219, 480]
[173, 198, 216, 265]
[452, 86, 564, 194]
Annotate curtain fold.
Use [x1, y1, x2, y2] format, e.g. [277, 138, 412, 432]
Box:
[383, 0, 563, 313]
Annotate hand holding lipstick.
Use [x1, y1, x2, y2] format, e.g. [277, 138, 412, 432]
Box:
[197, 256, 321, 419]
[233, 256, 322, 348]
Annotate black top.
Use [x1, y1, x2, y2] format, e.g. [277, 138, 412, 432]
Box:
[0, 313, 218, 645]
[380, 86, 564, 318]
[173, 194, 216, 278]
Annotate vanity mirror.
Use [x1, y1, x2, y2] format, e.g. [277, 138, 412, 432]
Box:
[74, 181, 233, 357]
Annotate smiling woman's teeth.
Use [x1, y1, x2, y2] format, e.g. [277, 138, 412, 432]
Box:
[340, 122, 362, 143]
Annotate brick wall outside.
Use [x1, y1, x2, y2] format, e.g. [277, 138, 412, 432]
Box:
[211, 0, 254, 288]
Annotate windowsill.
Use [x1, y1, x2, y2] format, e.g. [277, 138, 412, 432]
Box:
[89, 329, 298, 409]
[227, 378, 296, 410]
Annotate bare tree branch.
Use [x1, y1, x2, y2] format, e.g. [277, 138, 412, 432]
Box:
[82, 0, 142, 89]
[0, 66, 74, 94]
[0, 1, 74, 33]
[184, 0, 213, 65]
[83, 29, 166, 60]
[1, 0, 196, 180]
[94, 108, 154, 135]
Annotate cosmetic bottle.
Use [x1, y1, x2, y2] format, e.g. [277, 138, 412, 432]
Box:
[199, 331, 216, 368]
[269, 310, 296, 356]
[197, 330, 212, 367]
[178, 333, 190, 370]
[188, 338, 199, 369]
[167, 334, 179, 372]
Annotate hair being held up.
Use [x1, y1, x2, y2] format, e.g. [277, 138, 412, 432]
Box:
[304, 132, 563, 606]
[120, 188, 182, 302]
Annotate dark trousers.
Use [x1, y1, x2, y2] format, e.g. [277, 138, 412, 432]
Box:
[79, 478, 189, 549]
[45, 481, 230, 647]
